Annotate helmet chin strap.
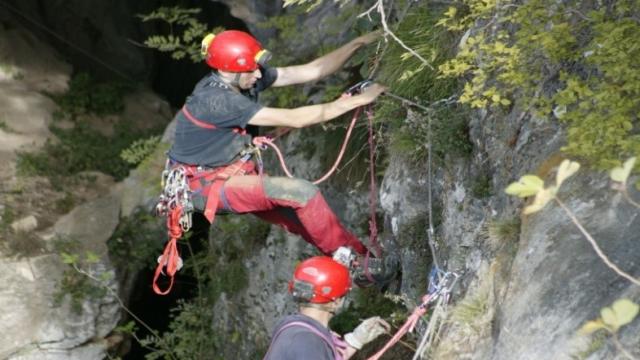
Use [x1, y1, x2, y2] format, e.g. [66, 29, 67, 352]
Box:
[231, 72, 242, 88]
[217, 71, 242, 90]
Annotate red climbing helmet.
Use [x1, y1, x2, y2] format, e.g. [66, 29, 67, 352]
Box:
[201, 30, 271, 72]
[289, 256, 351, 304]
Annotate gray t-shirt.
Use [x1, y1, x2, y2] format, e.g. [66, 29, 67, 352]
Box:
[168, 66, 278, 167]
[264, 314, 336, 360]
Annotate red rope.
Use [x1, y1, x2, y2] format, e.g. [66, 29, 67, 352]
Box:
[153, 205, 184, 295]
[367, 295, 432, 360]
[252, 107, 363, 185]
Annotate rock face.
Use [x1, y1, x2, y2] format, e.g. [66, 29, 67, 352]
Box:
[487, 176, 640, 360]
[391, 102, 640, 359]
[0, 256, 115, 360]
[1, 2, 638, 360]
[0, 11, 173, 358]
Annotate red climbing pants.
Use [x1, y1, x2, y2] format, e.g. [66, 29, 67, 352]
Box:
[208, 174, 366, 255]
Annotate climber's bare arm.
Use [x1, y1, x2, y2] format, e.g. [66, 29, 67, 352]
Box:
[271, 31, 380, 87]
[248, 84, 385, 128]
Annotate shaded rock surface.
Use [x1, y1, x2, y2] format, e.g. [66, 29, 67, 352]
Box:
[0, 12, 173, 358]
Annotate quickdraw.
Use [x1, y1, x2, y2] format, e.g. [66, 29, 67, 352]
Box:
[152, 162, 193, 295]
[367, 268, 459, 360]
[156, 162, 195, 231]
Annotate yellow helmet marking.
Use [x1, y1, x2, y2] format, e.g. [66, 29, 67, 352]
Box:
[201, 33, 216, 56]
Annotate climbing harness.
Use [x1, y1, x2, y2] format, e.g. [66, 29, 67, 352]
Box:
[152, 153, 256, 295]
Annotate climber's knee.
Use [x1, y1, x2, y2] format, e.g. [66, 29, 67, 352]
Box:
[263, 177, 319, 205]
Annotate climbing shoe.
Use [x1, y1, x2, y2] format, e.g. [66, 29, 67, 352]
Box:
[353, 252, 400, 288]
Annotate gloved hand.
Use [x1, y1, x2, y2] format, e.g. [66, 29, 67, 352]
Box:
[344, 316, 390, 350]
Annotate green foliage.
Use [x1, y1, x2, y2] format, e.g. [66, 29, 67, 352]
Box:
[120, 135, 161, 165]
[16, 71, 160, 182]
[16, 121, 161, 181]
[438, 0, 640, 169]
[505, 159, 579, 214]
[50, 72, 132, 118]
[610, 157, 636, 184]
[470, 173, 492, 198]
[483, 217, 521, 245]
[107, 210, 165, 275]
[581, 299, 640, 334]
[141, 215, 271, 359]
[143, 299, 216, 360]
[0, 120, 13, 132]
[450, 288, 489, 332]
[0, 205, 14, 232]
[53, 238, 109, 314]
[376, 4, 471, 164]
[139, 6, 222, 62]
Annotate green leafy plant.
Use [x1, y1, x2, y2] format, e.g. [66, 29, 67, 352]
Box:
[139, 7, 222, 62]
[142, 299, 216, 360]
[438, 0, 640, 170]
[579, 299, 639, 360]
[17, 121, 162, 181]
[581, 299, 639, 335]
[50, 72, 132, 118]
[330, 287, 407, 335]
[375, 4, 471, 164]
[120, 135, 161, 166]
[53, 238, 110, 314]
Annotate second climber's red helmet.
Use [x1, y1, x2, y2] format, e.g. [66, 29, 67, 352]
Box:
[288, 256, 352, 304]
[201, 30, 271, 72]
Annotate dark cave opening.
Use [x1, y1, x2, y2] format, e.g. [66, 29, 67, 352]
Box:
[122, 213, 210, 360]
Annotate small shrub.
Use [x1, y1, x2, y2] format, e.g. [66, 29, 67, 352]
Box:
[50, 72, 132, 118]
[143, 299, 217, 360]
[470, 174, 492, 198]
[376, 5, 471, 164]
[483, 218, 521, 245]
[0, 206, 15, 231]
[16, 122, 162, 181]
[138, 6, 222, 62]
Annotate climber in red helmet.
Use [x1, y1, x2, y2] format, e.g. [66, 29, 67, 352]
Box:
[165, 29, 396, 285]
[263, 256, 390, 359]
